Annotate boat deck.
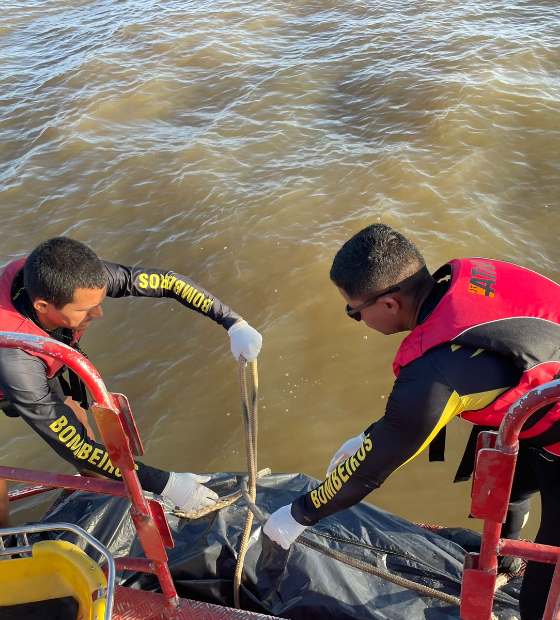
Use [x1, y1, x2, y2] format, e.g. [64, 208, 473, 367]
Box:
[113, 586, 276, 620]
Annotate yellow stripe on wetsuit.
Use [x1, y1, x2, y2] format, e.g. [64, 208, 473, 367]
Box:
[398, 386, 509, 469]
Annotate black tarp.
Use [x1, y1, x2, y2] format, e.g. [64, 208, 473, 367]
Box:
[36, 472, 521, 619]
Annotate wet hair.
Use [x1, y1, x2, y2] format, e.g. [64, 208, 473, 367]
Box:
[330, 224, 428, 299]
[24, 237, 107, 308]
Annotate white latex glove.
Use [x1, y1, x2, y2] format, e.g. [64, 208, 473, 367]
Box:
[326, 432, 366, 477]
[263, 504, 308, 550]
[161, 472, 218, 513]
[228, 319, 262, 362]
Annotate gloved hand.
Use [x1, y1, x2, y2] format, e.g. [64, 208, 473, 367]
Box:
[228, 319, 262, 362]
[161, 472, 218, 513]
[263, 504, 308, 550]
[326, 432, 366, 477]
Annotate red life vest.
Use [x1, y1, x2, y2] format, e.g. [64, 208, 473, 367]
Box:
[0, 259, 83, 397]
[393, 258, 560, 456]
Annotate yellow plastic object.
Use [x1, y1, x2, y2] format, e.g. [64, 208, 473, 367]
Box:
[0, 539, 107, 620]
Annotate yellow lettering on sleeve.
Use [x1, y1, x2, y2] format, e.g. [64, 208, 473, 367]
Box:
[67, 435, 82, 451]
[201, 299, 214, 313]
[181, 285, 192, 299]
[77, 444, 93, 460]
[192, 292, 205, 308]
[59, 425, 76, 443]
[72, 440, 84, 455]
[139, 273, 149, 289]
[331, 469, 342, 491]
[324, 478, 334, 500]
[98, 452, 109, 469]
[50, 415, 68, 433]
[173, 281, 185, 296]
[311, 490, 321, 509]
[88, 448, 104, 466]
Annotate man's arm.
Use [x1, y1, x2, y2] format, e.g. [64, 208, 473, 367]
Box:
[0, 348, 169, 494]
[103, 261, 241, 328]
[265, 345, 523, 548]
[102, 261, 262, 361]
[291, 353, 451, 526]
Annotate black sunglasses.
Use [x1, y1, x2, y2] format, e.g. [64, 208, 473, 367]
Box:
[345, 286, 401, 321]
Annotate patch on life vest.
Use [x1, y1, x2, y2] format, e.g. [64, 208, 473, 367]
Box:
[468, 261, 496, 298]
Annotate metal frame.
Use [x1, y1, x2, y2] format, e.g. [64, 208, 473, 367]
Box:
[0, 521, 116, 620]
[0, 331, 180, 608]
[461, 378, 560, 620]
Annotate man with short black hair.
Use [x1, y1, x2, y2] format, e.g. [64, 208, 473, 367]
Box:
[263, 223, 560, 620]
[0, 237, 262, 527]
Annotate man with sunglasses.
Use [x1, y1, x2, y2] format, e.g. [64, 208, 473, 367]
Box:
[263, 223, 560, 620]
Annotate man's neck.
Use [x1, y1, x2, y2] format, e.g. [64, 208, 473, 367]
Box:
[408, 278, 437, 330]
[34, 312, 60, 333]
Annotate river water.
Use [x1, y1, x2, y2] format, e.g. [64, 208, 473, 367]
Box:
[1, 0, 559, 541]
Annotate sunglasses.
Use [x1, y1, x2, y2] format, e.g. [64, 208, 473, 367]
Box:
[345, 286, 401, 321]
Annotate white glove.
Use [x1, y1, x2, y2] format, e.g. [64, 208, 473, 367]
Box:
[228, 319, 262, 362]
[326, 432, 366, 477]
[161, 472, 218, 513]
[263, 504, 308, 550]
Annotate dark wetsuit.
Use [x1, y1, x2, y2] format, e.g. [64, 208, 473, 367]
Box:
[0, 262, 240, 494]
[291, 280, 560, 620]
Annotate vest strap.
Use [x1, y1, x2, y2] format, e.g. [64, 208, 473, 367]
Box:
[428, 426, 446, 462]
[454, 425, 495, 483]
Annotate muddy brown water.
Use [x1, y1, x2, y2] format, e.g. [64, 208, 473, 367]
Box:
[2, 0, 560, 543]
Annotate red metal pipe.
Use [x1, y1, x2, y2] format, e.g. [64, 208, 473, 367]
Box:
[0, 465, 129, 497]
[478, 520, 500, 573]
[499, 539, 560, 565]
[498, 379, 560, 452]
[0, 333, 110, 405]
[8, 483, 55, 501]
[464, 379, 560, 620]
[111, 558, 156, 575]
[477, 379, 560, 574]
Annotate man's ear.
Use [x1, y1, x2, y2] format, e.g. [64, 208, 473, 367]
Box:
[33, 300, 50, 315]
[380, 295, 400, 315]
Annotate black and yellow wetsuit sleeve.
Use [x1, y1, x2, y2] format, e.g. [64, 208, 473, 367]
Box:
[0, 348, 169, 493]
[291, 344, 523, 526]
[102, 262, 241, 330]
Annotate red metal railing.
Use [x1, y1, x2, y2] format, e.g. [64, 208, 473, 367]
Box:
[0, 331, 179, 608]
[461, 378, 560, 620]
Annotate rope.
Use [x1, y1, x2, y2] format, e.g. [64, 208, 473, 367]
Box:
[172, 468, 271, 520]
[239, 476, 464, 607]
[233, 356, 259, 609]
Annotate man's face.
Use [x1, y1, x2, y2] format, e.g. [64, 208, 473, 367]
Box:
[338, 287, 401, 335]
[34, 286, 107, 331]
